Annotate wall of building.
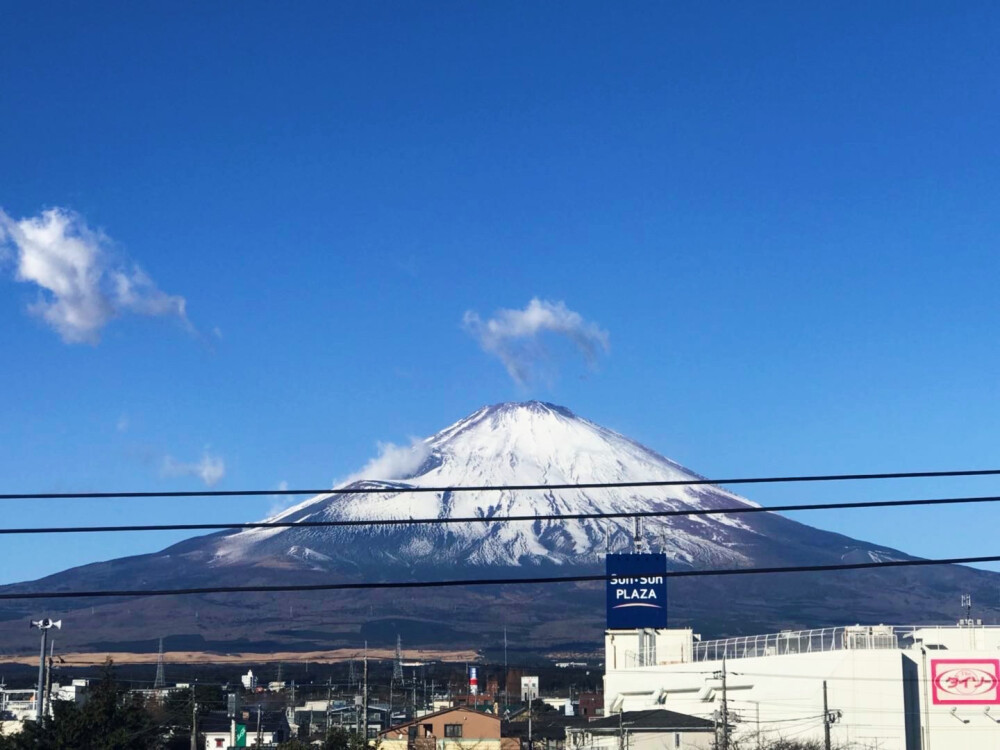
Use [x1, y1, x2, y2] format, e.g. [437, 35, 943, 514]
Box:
[603, 625, 1000, 750]
[568, 729, 714, 750]
[203, 730, 281, 749]
[630, 732, 713, 750]
[577, 692, 603, 718]
[382, 708, 502, 743]
[605, 629, 694, 671]
[381, 739, 518, 750]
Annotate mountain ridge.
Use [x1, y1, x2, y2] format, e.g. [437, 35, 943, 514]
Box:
[0, 401, 994, 654]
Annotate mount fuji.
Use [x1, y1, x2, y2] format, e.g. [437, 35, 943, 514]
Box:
[1, 401, 996, 654]
[212, 401, 771, 572]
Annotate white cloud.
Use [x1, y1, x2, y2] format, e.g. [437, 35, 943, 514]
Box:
[161, 452, 226, 487]
[462, 298, 610, 385]
[340, 439, 432, 485]
[116, 414, 130, 433]
[0, 207, 190, 344]
[266, 480, 293, 517]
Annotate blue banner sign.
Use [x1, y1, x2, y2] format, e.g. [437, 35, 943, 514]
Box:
[606, 553, 668, 629]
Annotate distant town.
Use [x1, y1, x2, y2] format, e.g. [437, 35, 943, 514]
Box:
[3, 552, 999, 749]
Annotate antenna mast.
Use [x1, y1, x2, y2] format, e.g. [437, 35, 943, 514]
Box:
[154, 637, 166, 689]
[393, 635, 404, 682]
[633, 517, 643, 554]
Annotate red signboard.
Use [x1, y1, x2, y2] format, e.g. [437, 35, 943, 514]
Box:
[931, 659, 1000, 705]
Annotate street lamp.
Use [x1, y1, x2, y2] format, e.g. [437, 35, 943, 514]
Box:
[30, 618, 61, 724]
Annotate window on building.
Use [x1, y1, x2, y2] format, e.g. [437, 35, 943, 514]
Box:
[674, 733, 680, 748]
[215, 740, 225, 748]
[444, 724, 463, 738]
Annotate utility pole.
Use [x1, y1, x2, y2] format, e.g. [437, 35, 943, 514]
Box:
[362, 643, 369, 745]
[327, 678, 333, 735]
[504, 626, 508, 706]
[30, 618, 60, 725]
[823, 681, 832, 750]
[44, 639, 55, 715]
[714, 656, 729, 750]
[190, 683, 198, 750]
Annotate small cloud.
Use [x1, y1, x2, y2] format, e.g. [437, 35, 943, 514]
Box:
[462, 298, 610, 385]
[212, 326, 223, 340]
[116, 414, 130, 433]
[161, 451, 226, 487]
[266, 480, 293, 516]
[339, 439, 432, 485]
[0, 207, 191, 344]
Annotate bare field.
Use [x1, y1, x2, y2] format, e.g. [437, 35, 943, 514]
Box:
[0, 648, 478, 667]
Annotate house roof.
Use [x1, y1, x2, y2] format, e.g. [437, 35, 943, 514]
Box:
[379, 706, 500, 736]
[503, 716, 589, 740]
[199, 710, 289, 733]
[582, 709, 715, 732]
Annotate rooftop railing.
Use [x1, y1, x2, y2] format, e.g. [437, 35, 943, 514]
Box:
[692, 625, 900, 662]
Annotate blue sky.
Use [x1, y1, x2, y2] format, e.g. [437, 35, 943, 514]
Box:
[1, 1, 999, 584]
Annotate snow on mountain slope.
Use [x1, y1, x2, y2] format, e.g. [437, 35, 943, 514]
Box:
[211, 402, 769, 570]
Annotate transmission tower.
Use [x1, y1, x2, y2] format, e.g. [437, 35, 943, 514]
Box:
[393, 635, 404, 682]
[153, 637, 165, 689]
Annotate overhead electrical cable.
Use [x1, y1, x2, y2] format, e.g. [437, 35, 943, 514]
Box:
[2, 552, 1000, 600]
[3, 492, 1000, 535]
[5, 466, 1000, 500]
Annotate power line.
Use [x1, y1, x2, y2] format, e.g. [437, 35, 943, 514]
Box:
[2, 492, 1000, 535]
[5, 466, 1000, 500]
[2, 552, 1000, 601]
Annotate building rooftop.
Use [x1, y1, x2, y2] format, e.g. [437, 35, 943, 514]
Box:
[199, 710, 288, 733]
[503, 716, 588, 739]
[691, 624, 1000, 662]
[585, 709, 715, 731]
[379, 706, 499, 737]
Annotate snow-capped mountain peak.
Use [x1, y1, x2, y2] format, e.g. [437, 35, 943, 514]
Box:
[212, 402, 761, 570]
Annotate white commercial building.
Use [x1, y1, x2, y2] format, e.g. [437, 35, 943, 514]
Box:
[521, 676, 539, 702]
[605, 623, 1000, 749]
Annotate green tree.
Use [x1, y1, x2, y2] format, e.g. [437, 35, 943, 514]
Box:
[324, 726, 369, 750]
[1, 659, 161, 750]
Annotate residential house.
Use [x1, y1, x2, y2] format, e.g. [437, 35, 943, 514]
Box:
[199, 709, 290, 749]
[380, 706, 519, 750]
[564, 709, 716, 750]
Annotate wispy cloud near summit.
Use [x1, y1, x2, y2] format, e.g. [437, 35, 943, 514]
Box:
[0, 207, 190, 343]
[161, 451, 226, 487]
[463, 298, 610, 385]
